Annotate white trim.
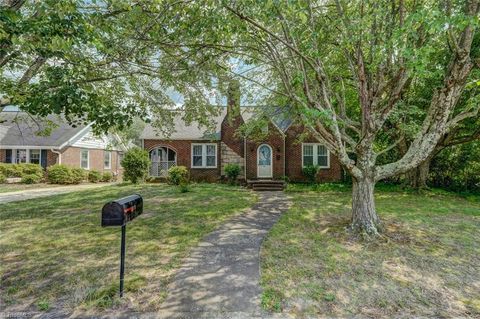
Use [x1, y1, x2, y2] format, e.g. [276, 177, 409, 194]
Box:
[104, 151, 112, 169]
[59, 124, 92, 149]
[80, 149, 90, 170]
[257, 144, 273, 178]
[301, 143, 330, 168]
[191, 143, 217, 168]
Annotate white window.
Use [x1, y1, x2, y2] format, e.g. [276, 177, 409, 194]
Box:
[29, 149, 41, 164]
[191, 143, 217, 168]
[104, 151, 111, 169]
[302, 144, 329, 168]
[80, 149, 89, 169]
[16, 149, 27, 163]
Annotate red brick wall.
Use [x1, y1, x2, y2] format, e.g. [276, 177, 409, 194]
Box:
[144, 139, 221, 182]
[143, 124, 343, 183]
[60, 147, 122, 175]
[285, 125, 343, 182]
[47, 150, 59, 166]
[0, 149, 5, 162]
[245, 123, 285, 180]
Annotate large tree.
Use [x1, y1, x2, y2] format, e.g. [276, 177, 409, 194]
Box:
[0, 0, 221, 132]
[165, 0, 480, 235]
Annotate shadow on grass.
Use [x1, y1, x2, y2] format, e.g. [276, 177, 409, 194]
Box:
[0, 183, 257, 315]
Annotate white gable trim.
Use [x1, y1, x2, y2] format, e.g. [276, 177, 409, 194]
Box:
[59, 124, 92, 149]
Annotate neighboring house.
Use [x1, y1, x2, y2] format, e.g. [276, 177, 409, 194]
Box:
[0, 111, 126, 177]
[141, 84, 343, 182]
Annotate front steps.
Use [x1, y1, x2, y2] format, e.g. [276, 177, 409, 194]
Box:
[247, 180, 285, 191]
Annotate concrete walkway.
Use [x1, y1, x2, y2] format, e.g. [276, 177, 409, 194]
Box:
[0, 183, 116, 204]
[156, 191, 291, 319]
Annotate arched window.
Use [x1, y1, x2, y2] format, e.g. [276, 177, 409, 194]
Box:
[149, 147, 177, 177]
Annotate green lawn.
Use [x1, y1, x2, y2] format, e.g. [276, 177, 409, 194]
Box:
[261, 184, 480, 318]
[0, 183, 257, 315]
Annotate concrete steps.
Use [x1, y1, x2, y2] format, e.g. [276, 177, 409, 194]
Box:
[247, 180, 285, 191]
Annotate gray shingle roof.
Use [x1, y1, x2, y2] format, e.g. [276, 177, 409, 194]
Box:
[0, 112, 87, 147]
[141, 106, 292, 140]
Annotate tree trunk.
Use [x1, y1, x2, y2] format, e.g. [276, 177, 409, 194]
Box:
[405, 157, 431, 190]
[417, 159, 430, 189]
[351, 176, 381, 235]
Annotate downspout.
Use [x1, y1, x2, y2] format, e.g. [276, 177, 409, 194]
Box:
[51, 149, 62, 164]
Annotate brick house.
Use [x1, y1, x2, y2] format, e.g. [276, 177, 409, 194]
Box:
[141, 85, 343, 183]
[0, 111, 126, 177]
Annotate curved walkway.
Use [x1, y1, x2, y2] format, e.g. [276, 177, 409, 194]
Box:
[157, 191, 291, 319]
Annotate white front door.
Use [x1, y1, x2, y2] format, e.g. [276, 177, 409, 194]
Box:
[257, 144, 273, 178]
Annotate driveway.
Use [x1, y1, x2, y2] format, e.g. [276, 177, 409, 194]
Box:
[0, 183, 116, 204]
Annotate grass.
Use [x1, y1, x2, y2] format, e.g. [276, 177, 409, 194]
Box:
[261, 183, 480, 318]
[0, 183, 256, 315]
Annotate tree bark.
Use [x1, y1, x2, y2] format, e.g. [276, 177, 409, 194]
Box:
[351, 176, 381, 235]
[405, 155, 432, 190]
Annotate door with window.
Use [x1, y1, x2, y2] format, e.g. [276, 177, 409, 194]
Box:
[257, 144, 272, 178]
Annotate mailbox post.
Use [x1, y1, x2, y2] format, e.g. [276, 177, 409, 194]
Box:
[102, 194, 143, 297]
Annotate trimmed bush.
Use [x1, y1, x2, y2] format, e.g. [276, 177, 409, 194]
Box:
[224, 163, 241, 184]
[22, 163, 43, 177]
[47, 165, 72, 184]
[0, 163, 44, 179]
[302, 165, 319, 183]
[121, 148, 150, 184]
[0, 172, 6, 183]
[167, 166, 189, 185]
[21, 174, 42, 184]
[88, 170, 102, 183]
[70, 168, 86, 184]
[101, 171, 113, 182]
[0, 163, 24, 177]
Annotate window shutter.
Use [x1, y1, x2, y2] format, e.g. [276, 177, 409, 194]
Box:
[5, 149, 12, 163]
[41, 150, 48, 168]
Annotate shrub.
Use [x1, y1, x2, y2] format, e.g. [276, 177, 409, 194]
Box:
[121, 148, 150, 184]
[21, 174, 42, 184]
[0, 172, 6, 183]
[0, 163, 24, 177]
[101, 171, 113, 182]
[22, 163, 43, 177]
[70, 168, 86, 184]
[224, 163, 241, 184]
[88, 170, 102, 183]
[47, 165, 72, 184]
[179, 180, 190, 193]
[302, 165, 319, 183]
[167, 166, 189, 185]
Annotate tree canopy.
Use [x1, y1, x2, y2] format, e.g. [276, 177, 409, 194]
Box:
[2, 0, 479, 235]
[0, 0, 222, 132]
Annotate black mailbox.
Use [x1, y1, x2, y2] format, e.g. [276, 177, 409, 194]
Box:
[102, 194, 143, 227]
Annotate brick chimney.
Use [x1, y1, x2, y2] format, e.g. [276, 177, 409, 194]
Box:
[227, 79, 241, 119]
